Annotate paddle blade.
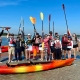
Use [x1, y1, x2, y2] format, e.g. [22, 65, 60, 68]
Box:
[29, 16, 36, 24]
[5, 27, 11, 30]
[42, 42, 44, 49]
[40, 12, 44, 20]
[49, 14, 51, 21]
[62, 4, 65, 10]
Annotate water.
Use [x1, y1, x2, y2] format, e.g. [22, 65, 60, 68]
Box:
[1, 37, 8, 46]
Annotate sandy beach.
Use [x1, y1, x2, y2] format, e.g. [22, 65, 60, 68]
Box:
[0, 52, 79, 80]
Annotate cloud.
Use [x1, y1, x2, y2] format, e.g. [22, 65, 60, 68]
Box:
[0, 0, 27, 7]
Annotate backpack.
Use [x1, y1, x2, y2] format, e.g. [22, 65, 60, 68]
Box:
[55, 40, 61, 48]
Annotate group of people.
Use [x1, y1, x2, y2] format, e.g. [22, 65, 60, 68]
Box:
[0, 28, 79, 63]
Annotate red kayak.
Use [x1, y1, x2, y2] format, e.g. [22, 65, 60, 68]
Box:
[1, 46, 8, 53]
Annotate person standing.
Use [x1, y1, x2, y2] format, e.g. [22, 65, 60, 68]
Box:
[7, 33, 16, 63]
[54, 36, 62, 60]
[15, 37, 21, 62]
[72, 33, 78, 59]
[25, 34, 32, 60]
[0, 28, 4, 62]
[62, 33, 68, 59]
[67, 36, 73, 59]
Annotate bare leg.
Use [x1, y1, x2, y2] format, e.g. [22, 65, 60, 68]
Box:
[73, 48, 76, 59]
[63, 50, 67, 59]
[29, 51, 31, 60]
[40, 50, 44, 60]
[25, 50, 29, 60]
[68, 50, 71, 59]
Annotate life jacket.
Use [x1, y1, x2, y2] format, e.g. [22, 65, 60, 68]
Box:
[55, 40, 61, 48]
[67, 41, 72, 46]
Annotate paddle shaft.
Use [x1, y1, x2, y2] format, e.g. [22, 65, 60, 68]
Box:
[49, 21, 50, 33]
[42, 20, 44, 39]
[0, 27, 11, 28]
[53, 21, 54, 36]
[33, 24, 36, 36]
[63, 6, 68, 33]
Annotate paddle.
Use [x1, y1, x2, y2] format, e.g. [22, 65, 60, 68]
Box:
[53, 21, 54, 36]
[40, 12, 44, 39]
[49, 14, 51, 33]
[0, 27, 11, 33]
[29, 16, 37, 36]
[62, 4, 68, 33]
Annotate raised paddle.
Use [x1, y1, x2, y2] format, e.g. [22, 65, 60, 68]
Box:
[0, 27, 11, 33]
[48, 14, 51, 33]
[40, 12, 44, 39]
[53, 21, 54, 36]
[62, 4, 68, 33]
[29, 16, 37, 36]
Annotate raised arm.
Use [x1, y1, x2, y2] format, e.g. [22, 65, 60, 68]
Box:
[0, 28, 4, 36]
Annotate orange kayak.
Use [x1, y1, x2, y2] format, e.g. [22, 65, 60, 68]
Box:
[0, 58, 74, 74]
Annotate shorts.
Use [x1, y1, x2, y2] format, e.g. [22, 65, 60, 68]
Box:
[73, 44, 78, 48]
[67, 48, 71, 51]
[50, 46, 55, 53]
[8, 46, 15, 54]
[21, 46, 25, 51]
[39, 47, 43, 51]
[62, 46, 67, 50]
[26, 45, 32, 51]
[32, 46, 39, 53]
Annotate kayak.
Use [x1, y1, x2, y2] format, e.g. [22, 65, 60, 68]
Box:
[0, 58, 74, 74]
[1, 46, 8, 49]
[1, 46, 8, 53]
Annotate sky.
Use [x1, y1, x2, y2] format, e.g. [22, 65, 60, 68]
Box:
[0, 0, 80, 35]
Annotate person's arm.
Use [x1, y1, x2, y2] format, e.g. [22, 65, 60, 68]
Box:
[60, 41, 62, 49]
[0, 28, 4, 36]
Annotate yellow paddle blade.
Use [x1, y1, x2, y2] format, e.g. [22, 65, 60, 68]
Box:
[40, 12, 44, 20]
[29, 16, 36, 24]
[42, 42, 44, 49]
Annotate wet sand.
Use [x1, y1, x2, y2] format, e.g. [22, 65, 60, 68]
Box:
[0, 52, 80, 80]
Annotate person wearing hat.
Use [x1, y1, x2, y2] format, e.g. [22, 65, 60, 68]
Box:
[62, 33, 69, 59]
[67, 36, 73, 59]
[25, 34, 32, 60]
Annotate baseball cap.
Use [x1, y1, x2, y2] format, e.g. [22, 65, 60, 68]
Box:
[28, 34, 31, 36]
